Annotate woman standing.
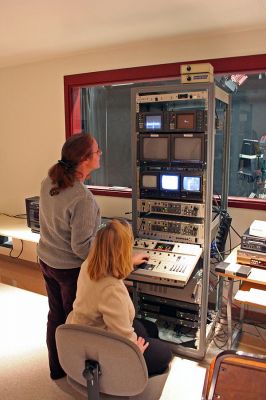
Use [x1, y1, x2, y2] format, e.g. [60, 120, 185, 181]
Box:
[38, 133, 101, 380]
[67, 219, 172, 376]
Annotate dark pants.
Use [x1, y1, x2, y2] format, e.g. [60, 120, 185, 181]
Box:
[133, 318, 172, 376]
[39, 259, 80, 378]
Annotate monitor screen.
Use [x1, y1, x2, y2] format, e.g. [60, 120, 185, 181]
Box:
[142, 136, 169, 161]
[177, 113, 194, 130]
[182, 176, 201, 192]
[173, 136, 202, 162]
[145, 115, 162, 130]
[141, 174, 157, 189]
[161, 174, 179, 191]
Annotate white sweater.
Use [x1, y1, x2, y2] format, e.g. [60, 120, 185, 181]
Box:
[66, 260, 137, 342]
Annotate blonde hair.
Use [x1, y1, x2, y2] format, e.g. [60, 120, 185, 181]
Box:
[87, 219, 133, 280]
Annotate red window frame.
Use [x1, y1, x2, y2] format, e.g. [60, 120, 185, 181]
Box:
[64, 54, 266, 210]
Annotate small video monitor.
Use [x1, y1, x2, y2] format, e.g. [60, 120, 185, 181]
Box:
[141, 174, 158, 189]
[177, 113, 195, 130]
[182, 176, 201, 192]
[145, 115, 162, 130]
[161, 174, 179, 191]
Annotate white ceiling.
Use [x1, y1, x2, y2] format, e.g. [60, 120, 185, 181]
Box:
[1, 0, 266, 69]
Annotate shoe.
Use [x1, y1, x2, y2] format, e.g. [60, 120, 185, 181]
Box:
[50, 370, 67, 380]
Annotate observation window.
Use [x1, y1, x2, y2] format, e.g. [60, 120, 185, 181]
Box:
[64, 55, 266, 209]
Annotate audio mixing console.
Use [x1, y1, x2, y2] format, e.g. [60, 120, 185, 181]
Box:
[130, 238, 202, 287]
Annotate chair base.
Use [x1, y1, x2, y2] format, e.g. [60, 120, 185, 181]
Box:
[67, 370, 168, 400]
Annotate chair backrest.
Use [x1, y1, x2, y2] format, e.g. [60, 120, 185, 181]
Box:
[56, 324, 149, 397]
[202, 350, 266, 400]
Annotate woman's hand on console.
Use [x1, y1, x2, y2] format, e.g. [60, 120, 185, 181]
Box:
[132, 253, 149, 267]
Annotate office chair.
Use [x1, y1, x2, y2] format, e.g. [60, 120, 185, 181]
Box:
[56, 324, 169, 400]
[202, 350, 266, 400]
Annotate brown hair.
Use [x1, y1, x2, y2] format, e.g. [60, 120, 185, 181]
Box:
[49, 133, 94, 196]
[87, 219, 133, 281]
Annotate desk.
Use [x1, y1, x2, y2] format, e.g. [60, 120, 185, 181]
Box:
[0, 214, 39, 262]
[216, 247, 266, 349]
[0, 214, 39, 243]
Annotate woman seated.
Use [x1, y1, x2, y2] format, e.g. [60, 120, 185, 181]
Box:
[66, 218, 172, 375]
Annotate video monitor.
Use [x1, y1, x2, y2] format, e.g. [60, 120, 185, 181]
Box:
[145, 115, 162, 130]
[182, 176, 201, 192]
[141, 173, 158, 189]
[160, 174, 180, 191]
[137, 112, 164, 132]
[177, 113, 195, 130]
[139, 134, 170, 163]
[171, 134, 204, 163]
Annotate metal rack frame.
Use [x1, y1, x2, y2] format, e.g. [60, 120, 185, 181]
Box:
[130, 83, 230, 359]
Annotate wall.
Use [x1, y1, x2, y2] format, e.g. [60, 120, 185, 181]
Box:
[95, 195, 132, 220]
[0, 26, 266, 224]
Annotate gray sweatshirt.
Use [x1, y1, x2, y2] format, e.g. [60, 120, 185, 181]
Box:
[37, 177, 100, 269]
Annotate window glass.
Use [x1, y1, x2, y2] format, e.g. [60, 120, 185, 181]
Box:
[74, 73, 266, 200]
[79, 80, 179, 187]
[217, 73, 266, 200]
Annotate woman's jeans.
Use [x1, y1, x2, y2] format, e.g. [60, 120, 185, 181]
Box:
[39, 259, 80, 377]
